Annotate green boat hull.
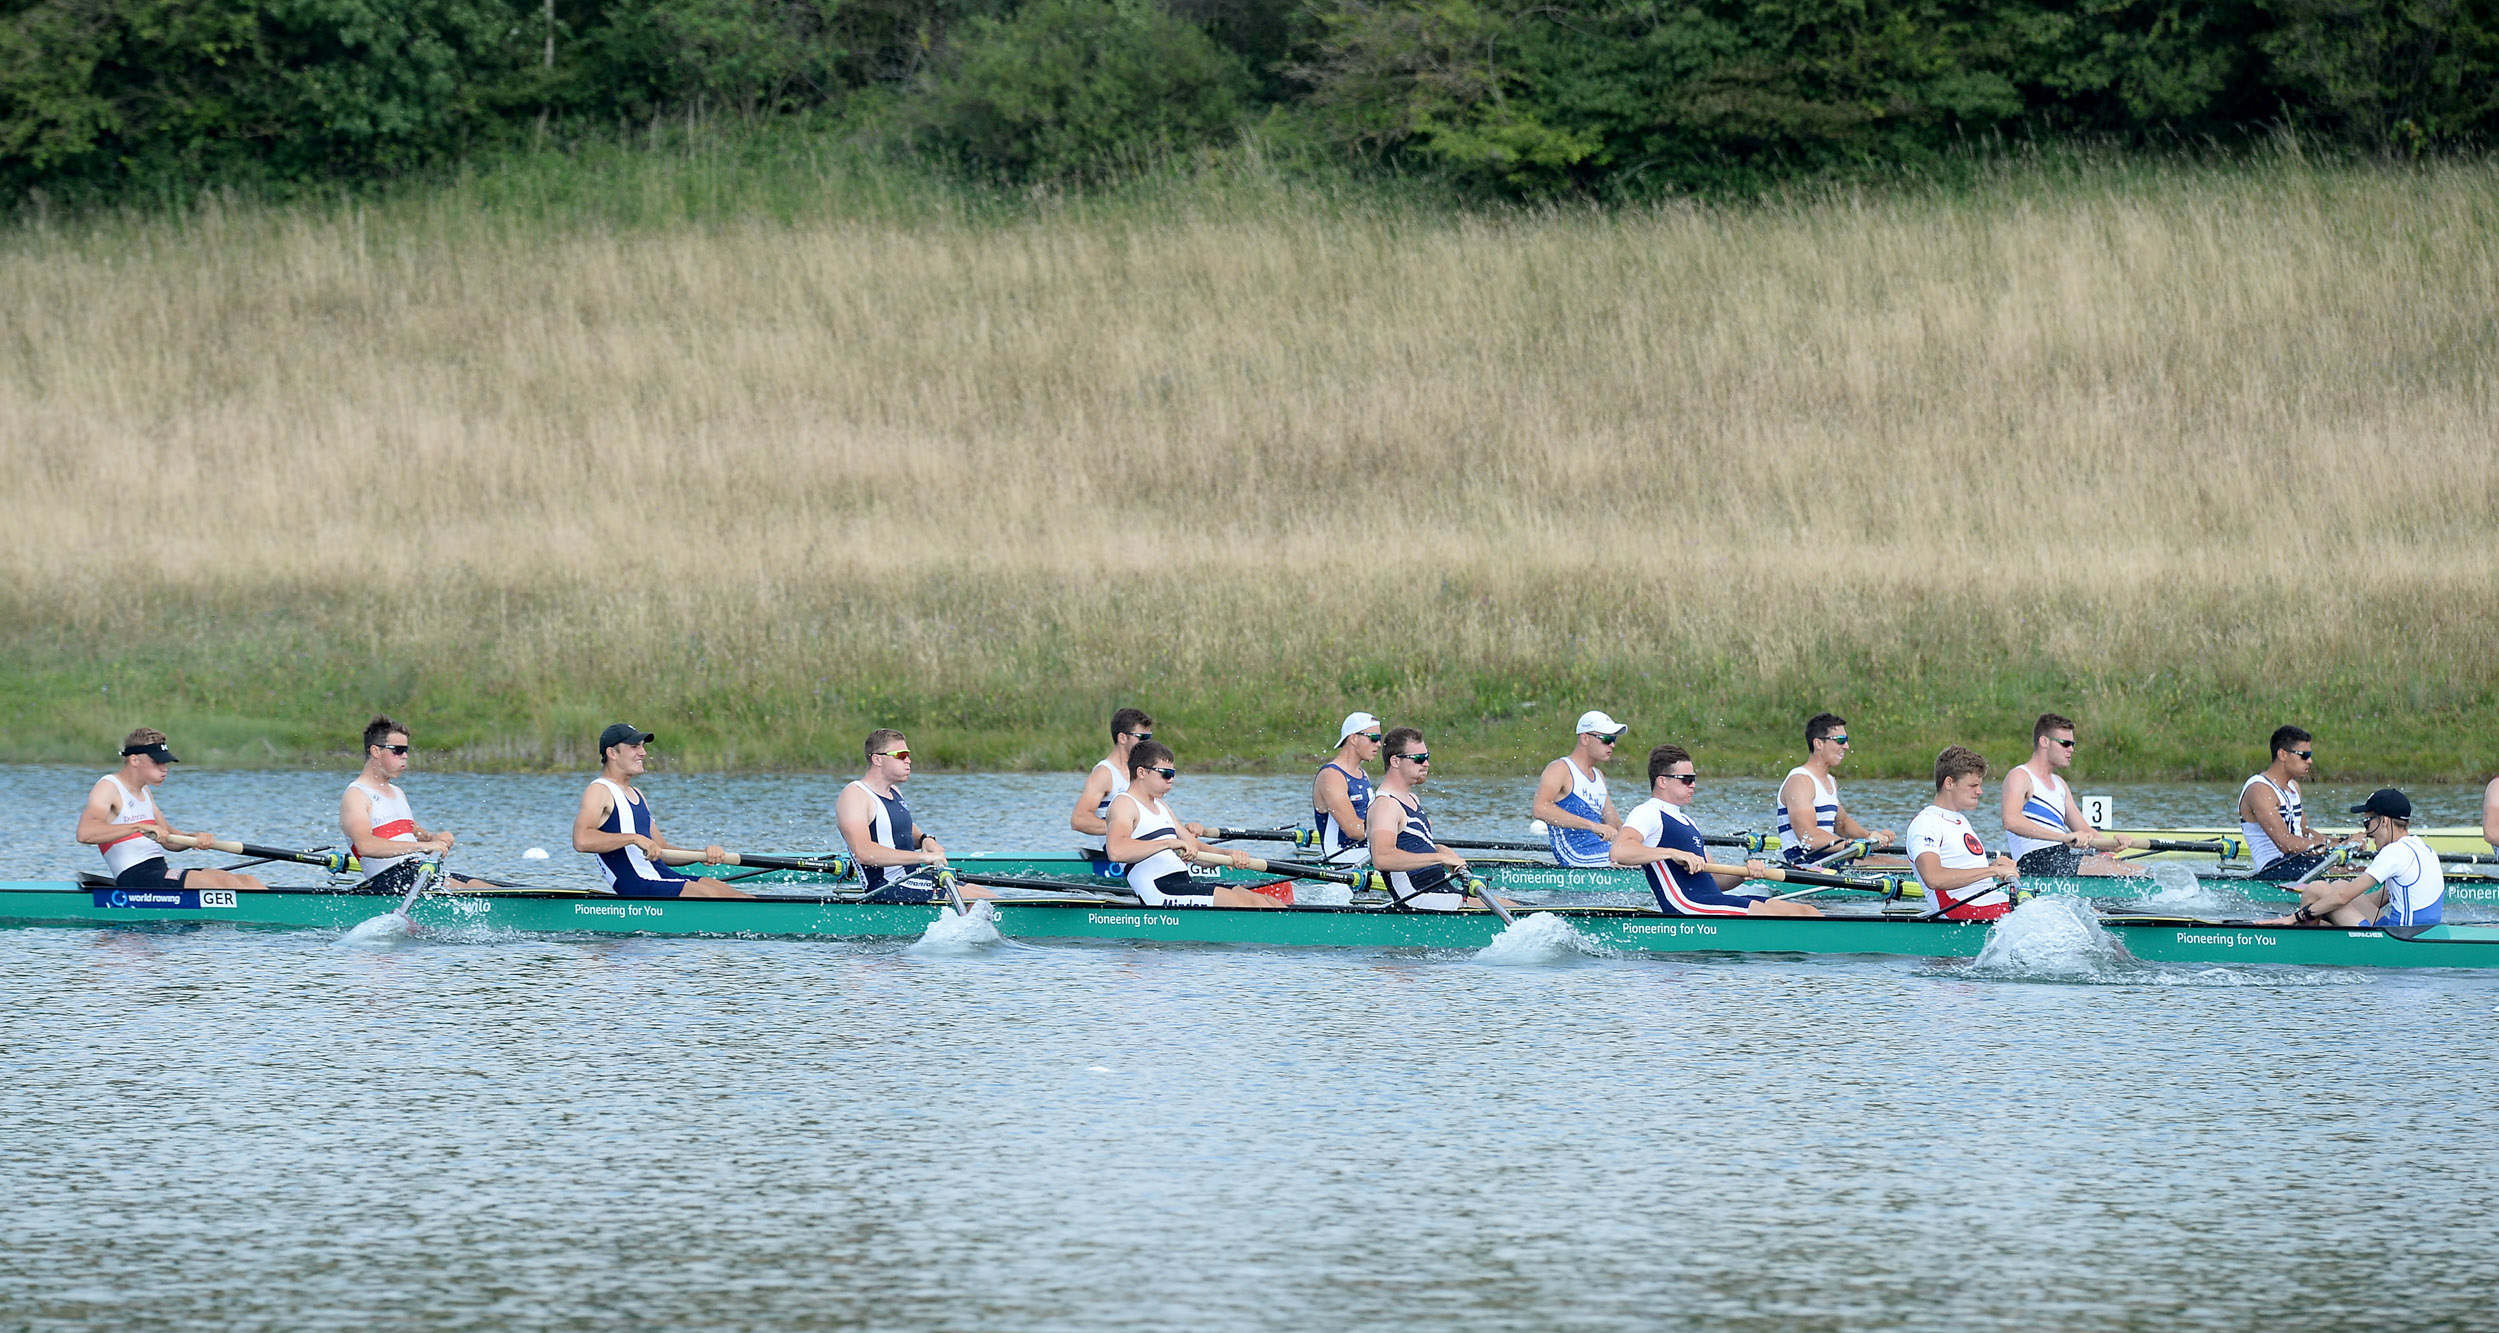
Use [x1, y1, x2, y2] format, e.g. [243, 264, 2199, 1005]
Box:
[6, 881, 2495, 970]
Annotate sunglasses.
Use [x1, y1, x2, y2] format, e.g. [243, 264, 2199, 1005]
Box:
[876, 749, 912, 761]
[375, 744, 411, 755]
[1149, 766, 1177, 779]
[1397, 751, 1431, 764]
[1666, 772, 1698, 785]
[2050, 737, 2075, 749]
[1824, 735, 1850, 746]
[1359, 733, 1383, 744]
[1595, 733, 1625, 745]
[2290, 750, 2313, 760]
[1124, 730, 1155, 742]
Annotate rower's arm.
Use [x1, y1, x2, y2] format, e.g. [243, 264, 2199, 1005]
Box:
[2483, 777, 2498, 850]
[1315, 767, 1361, 837]
[2063, 789, 2129, 852]
[836, 785, 936, 868]
[1529, 762, 1607, 835]
[1914, 851, 2013, 893]
[1071, 769, 1113, 837]
[2238, 785, 2310, 854]
[1105, 797, 1181, 865]
[2304, 870, 2378, 915]
[1781, 774, 1837, 849]
[74, 779, 129, 846]
[1999, 770, 2077, 846]
[573, 784, 643, 856]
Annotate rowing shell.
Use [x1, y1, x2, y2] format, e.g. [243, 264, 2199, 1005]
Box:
[5, 880, 2494, 970]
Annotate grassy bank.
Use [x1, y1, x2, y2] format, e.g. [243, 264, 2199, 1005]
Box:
[4, 140, 2496, 781]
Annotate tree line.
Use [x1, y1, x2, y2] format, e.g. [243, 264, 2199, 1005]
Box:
[4, 0, 2495, 201]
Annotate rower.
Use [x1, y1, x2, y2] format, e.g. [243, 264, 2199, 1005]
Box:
[1103, 742, 1280, 908]
[1998, 713, 2135, 876]
[570, 723, 751, 899]
[835, 729, 993, 904]
[2261, 788, 2444, 928]
[74, 729, 267, 892]
[1906, 746, 2021, 920]
[340, 716, 492, 893]
[1773, 713, 1894, 865]
[1532, 710, 1626, 867]
[1614, 744, 1817, 917]
[1072, 708, 1199, 867]
[1311, 712, 1381, 863]
[2238, 726, 2334, 879]
[1366, 728, 1471, 910]
[2482, 774, 2497, 852]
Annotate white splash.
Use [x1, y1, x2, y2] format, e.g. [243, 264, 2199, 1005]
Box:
[1474, 911, 1593, 965]
[339, 910, 415, 946]
[2140, 863, 2242, 913]
[1970, 896, 2130, 979]
[910, 900, 1001, 952]
[521, 847, 550, 860]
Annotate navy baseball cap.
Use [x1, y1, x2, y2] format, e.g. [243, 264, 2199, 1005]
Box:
[598, 723, 655, 755]
[121, 741, 179, 764]
[2349, 788, 2411, 820]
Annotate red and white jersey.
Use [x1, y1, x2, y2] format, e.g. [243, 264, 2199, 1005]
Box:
[348, 778, 421, 881]
[1907, 804, 2008, 914]
[97, 774, 167, 876]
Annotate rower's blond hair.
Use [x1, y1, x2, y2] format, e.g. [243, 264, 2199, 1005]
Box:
[121, 726, 167, 753]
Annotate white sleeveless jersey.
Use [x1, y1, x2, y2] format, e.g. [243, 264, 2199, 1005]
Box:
[97, 774, 167, 876]
[1114, 792, 1191, 901]
[1773, 766, 1839, 862]
[348, 778, 422, 881]
[1082, 759, 1130, 854]
[594, 777, 668, 885]
[2004, 766, 2074, 859]
[2239, 774, 2305, 871]
[1545, 758, 1613, 867]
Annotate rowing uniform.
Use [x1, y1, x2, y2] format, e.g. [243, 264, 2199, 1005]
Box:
[2240, 773, 2320, 880]
[1313, 761, 1374, 862]
[591, 777, 692, 898]
[2005, 765, 2082, 877]
[1774, 766, 1841, 865]
[347, 777, 427, 893]
[1906, 804, 2012, 921]
[1545, 758, 1613, 867]
[1115, 792, 1210, 907]
[2361, 835, 2445, 927]
[1377, 790, 1466, 911]
[1625, 797, 1757, 916]
[97, 774, 185, 889]
[843, 779, 946, 904]
[1081, 759, 1131, 872]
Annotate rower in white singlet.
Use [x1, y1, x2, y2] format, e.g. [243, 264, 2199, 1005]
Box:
[1998, 713, 2133, 876]
[1773, 713, 1893, 865]
[2238, 725, 2332, 879]
[1102, 742, 1281, 909]
[1366, 728, 1474, 911]
[1073, 707, 1152, 867]
[74, 728, 265, 893]
[340, 717, 490, 893]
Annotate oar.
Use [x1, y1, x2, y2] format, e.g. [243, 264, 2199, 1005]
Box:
[1696, 860, 1910, 901]
[1462, 869, 1517, 925]
[1200, 826, 1301, 844]
[953, 870, 1135, 898]
[933, 867, 972, 915]
[650, 848, 854, 876]
[1192, 850, 1370, 887]
[160, 833, 353, 874]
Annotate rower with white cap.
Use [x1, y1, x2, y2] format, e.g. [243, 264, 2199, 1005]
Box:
[1532, 710, 1627, 867]
[1311, 712, 1382, 863]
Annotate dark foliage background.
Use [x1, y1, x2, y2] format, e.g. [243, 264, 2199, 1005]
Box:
[4, 0, 2495, 198]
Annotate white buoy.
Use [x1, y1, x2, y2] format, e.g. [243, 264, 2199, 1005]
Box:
[522, 847, 549, 860]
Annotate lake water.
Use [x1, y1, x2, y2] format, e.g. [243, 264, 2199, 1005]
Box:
[3, 764, 2493, 1330]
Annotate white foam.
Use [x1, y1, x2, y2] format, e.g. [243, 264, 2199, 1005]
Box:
[339, 910, 415, 947]
[1970, 896, 2130, 979]
[1474, 911, 1594, 965]
[2138, 863, 2245, 913]
[910, 900, 1002, 952]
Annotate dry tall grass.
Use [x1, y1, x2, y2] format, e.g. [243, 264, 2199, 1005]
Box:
[3, 153, 2495, 773]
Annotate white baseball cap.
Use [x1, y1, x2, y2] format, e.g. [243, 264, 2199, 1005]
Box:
[1338, 712, 1383, 744]
[1575, 710, 1628, 738]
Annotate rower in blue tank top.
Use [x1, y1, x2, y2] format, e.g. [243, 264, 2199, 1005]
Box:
[836, 729, 994, 906]
[1533, 711, 1627, 867]
[570, 724, 750, 899]
[1312, 712, 1382, 862]
[1367, 728, 1470, 910]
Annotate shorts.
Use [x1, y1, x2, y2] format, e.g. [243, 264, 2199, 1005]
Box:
[610, 873, 691, 899]
[1650, 876, 1759, 917]
[2376, 902, 2443, 928]
[863, 872, 948, 905]
[2015, 846, 2082, 878]
[1937, 899, 2013, 922]
[362, 859, 428, 895]
[113, 858, 189, 890]
[2251, 852, 2327, 882]
[1136, 870, 1215, 908]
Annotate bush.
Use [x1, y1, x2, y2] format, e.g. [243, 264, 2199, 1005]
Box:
[911, 0, 1253, 179]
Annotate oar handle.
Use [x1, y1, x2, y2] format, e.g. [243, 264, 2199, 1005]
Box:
[1202, 826, 1300, 843]
[711, 850, 855, 876]
[1192, 849, 1368, 887]
[1459, 871, 1516, 924]
[161, 834, 351, 872]
[2144, 838, 2234, 855]
[1700, 859, 1912, 897]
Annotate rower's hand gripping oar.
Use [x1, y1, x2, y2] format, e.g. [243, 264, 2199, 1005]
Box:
[160, 833, 353, 874]
[1694, 860, 1910, 901]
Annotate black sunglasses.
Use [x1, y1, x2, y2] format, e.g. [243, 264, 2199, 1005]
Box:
[375, 743, 410, 755]
[1124, 730, 1155, 742]
[1149, 766, 1177, 779]
[1822, 734, 1850, 746]
[1666, 772, 1698, 785]
[1359, 732, 1383, 744]
[1397, 751, 1431, 764]
[2050, 737, 2075, 749]
[2290, 749, 2313, 760]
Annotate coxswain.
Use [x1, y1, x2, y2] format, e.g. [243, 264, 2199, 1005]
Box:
[1366, 728, 1472, 910]
[570, 724, 750, 899]
[75, 729, 266, 892]
[1103, 742, 1279, 908]
[2261, 788, 2445, 928]
[341, 716, 492, 892]
[1998, 713, 2135, 876]
[835, 729, 993, 904]
[1532, 711, 1626, 866]
[1773, 713, 1894, 864]
[1614, 744, 1817, 917]
[2238, 726, 2335, 879]
[1906, 746, 2021, 920]
[1311, 712, 1382, 863]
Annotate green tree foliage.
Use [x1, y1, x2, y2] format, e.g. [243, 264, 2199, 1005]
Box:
[909, 0, 1253, 178]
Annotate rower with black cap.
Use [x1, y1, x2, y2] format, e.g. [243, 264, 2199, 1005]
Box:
[1532, 710, 1627, 867]
[570, 723, 752, 899]
[2259, 788, 2445, 929]
[74, 728, 267, 892]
